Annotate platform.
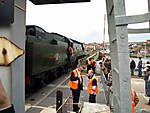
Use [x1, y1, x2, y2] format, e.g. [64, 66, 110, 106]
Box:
[25, 62, 109, 113]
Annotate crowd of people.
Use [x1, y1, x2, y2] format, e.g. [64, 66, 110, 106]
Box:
[130, 57, 150, 106]
[100, 56, 140, 113]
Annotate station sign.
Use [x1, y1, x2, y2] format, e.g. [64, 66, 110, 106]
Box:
[30, 0, 90, 5]
[0, 0, 14, 24]
[0, 37, 24, 66]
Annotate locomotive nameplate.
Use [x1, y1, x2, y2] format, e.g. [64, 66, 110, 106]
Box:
[0, 37, 24, 66]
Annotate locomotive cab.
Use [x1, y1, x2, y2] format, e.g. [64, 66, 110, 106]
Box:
[26, 25, 46, 39]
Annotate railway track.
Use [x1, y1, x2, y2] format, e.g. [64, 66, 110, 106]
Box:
[25, 73, 70, 112]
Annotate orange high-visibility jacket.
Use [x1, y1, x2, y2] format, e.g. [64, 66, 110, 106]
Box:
[131, 89, 136, 113]
[93, 61, 96, 68]
[69, 69, 83, 90]
[69, 47, 73, 54]
[88, 74, 98, 95]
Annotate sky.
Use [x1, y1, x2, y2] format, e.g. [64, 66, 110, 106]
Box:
[26, 0, 150, 43]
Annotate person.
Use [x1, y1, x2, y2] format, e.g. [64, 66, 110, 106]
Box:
[99, 62, 108, 80]
[86, 58, 92, 74]
[137, 57, 142, 77]
[144, 65, 150, 106]
[107, 72, 112, 87]
[130, 59, 136, 76]
[68, 46, 73, 63]
[91, 58, 96, 74]
[87, 70, 98, 103]
[68, 66, 83, 112]
[131, 88, 139, 113]
[0, 80, 15, 113]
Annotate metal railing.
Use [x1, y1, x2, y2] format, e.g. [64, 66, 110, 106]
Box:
[56, 96, 83, 113]
[100, 70, 110, 105]
[100, 68, 114, 110]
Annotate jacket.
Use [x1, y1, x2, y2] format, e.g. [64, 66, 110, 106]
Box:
[0, 105, 15, 113]
[88, 74, 98, 95]
[69, 68, 83, 90]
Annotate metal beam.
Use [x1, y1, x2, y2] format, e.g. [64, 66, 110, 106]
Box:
[106, 0, 132, 113]
[128, 28, 150, 34]
[30, 0, 90, 5]
[148, 0, 150, 33]
[115, 13, 150, 26]
[107, 0, 114, 15]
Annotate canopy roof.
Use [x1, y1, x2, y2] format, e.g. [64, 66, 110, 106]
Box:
[29, 0, 90, 5]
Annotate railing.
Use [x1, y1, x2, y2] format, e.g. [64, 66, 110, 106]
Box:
[99, 68, 114, 110]
[56, 96, 83, 113]
[100, 70, 110, 105]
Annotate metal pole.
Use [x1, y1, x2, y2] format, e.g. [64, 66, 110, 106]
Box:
[105, 0, 132, 112]
[148, 0, 150, 31]
[103, 14, 106, 55]
[0, 1, 26, 113]
[56, 90, 63, 113]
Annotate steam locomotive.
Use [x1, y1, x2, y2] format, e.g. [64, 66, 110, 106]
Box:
[25, 25, 85, 91]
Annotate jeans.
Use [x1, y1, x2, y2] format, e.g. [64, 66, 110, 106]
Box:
[138, 68, 142, 77]
[131, 69, 135, 76]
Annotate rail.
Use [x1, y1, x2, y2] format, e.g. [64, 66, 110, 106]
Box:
[56, 96, 83, 113]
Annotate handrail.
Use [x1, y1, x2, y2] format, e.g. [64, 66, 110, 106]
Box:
[100, 69, 110, 105]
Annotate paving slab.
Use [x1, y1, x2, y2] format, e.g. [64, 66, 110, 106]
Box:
[82, 102, 110, 113]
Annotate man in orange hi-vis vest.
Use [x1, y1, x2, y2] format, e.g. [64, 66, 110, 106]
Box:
[87, 70, 98, 103]
[131, 88, 139, 113]
[68, 46, 73, 63]
[86, 58, 92, 74]
[91, 58, 96, 74]
[69, 66, 83, 113]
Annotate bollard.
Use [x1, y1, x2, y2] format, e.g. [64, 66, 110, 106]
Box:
[56, 90, 63, 113]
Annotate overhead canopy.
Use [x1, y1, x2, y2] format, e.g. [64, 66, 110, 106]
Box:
[30, 0, 90, 5]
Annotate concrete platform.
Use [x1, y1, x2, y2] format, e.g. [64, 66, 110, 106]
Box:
[25, 61, 108, 113]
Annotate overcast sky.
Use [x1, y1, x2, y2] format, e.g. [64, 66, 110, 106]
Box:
[26, 0, 150, 43]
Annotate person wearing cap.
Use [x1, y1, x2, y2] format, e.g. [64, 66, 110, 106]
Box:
[68, 66, 83, 112]
[0, 80, 15, 113]
[87, 70, 98, 103]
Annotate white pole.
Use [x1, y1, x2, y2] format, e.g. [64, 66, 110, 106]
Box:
[103, 14, 106, 55]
